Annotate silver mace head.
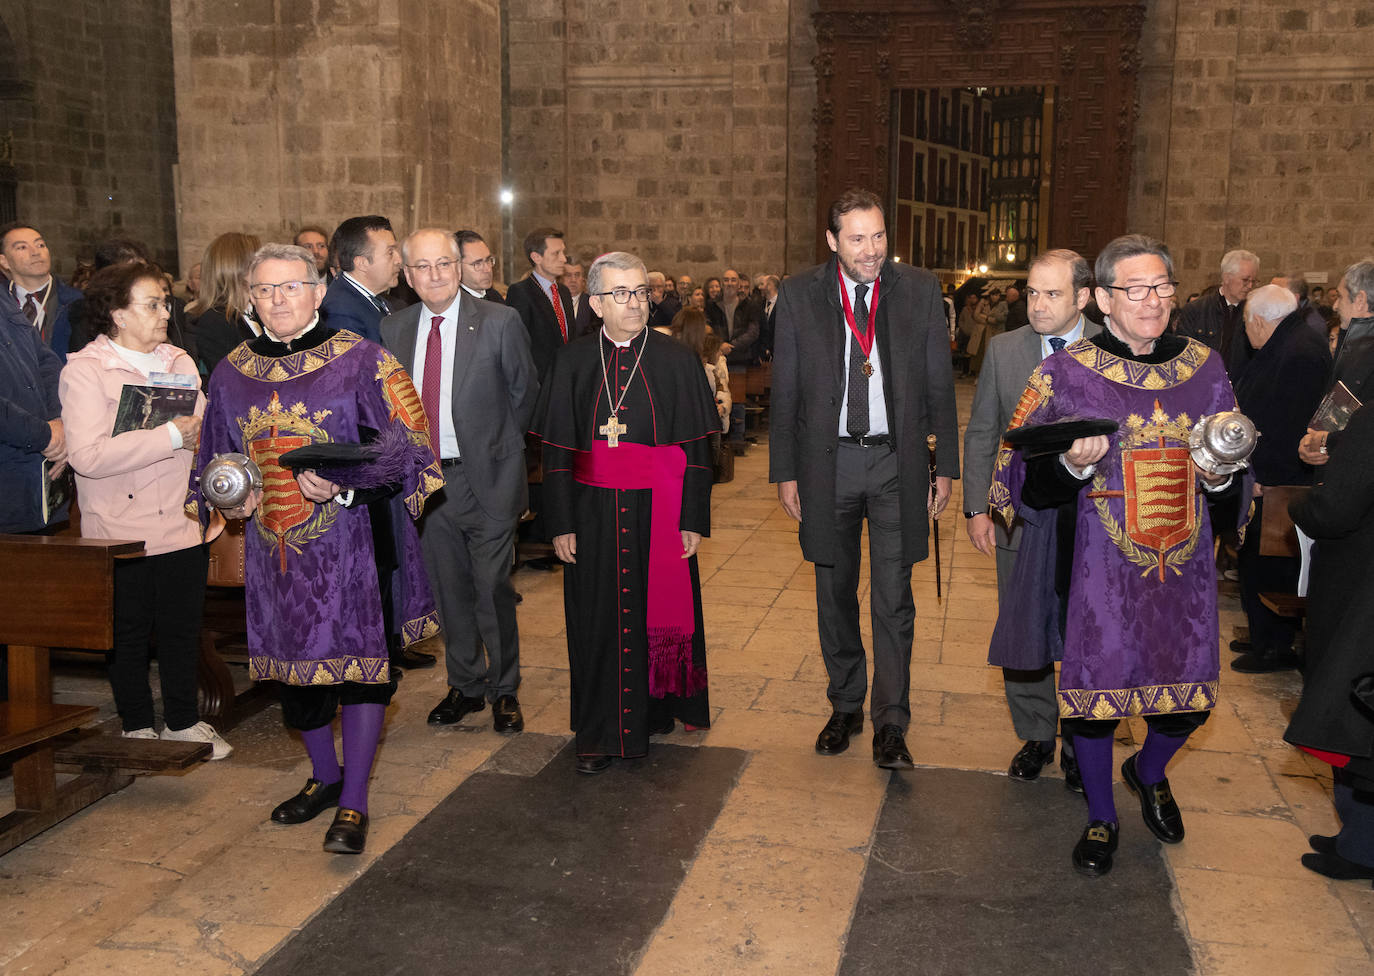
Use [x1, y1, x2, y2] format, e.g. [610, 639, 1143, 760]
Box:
[1189, 411, 1258, 476]
[200, 453, 264, 509]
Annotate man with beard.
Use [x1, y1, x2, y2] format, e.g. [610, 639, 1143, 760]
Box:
[770, 188, 958, 770]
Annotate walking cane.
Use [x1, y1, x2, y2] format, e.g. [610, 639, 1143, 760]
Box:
[927, 433, 941, 604]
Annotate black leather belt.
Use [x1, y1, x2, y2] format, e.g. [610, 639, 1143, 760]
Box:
[838, 434, 890, 448]
[441, 457, 463, 467]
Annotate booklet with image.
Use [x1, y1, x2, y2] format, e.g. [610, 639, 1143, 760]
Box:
[1308, 381, 1361, 433]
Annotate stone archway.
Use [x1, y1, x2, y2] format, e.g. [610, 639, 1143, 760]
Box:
[812, 0, 1147, 262]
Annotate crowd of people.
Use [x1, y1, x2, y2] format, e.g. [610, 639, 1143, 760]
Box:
[3, 198, 1373, 884]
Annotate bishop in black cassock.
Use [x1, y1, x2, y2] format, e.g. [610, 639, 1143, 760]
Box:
[532, 252, 718, 773]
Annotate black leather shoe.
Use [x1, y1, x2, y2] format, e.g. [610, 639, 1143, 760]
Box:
[577, 755, 613, 775]
[428, 689, 487, 726]
[391, 647, 436, 670]
[873, 724, 915, 770]
[1072, 820, 1119, 877]
[815, 710, 863, 755]
[1121, 752, 1185, 844]
[271, 777, 342, 825]
[322, 807, 368, 854]
[1228, 638, 1251, 654]
[1061, 752, 1085, 794]
[492, 695, 524, 734]
[649, 717, 675, 736]
[1230, 649, 1299, 674]
[1008, 740, 1055, 781]
[1301, 850, 1374, 881]
[1310, 833, 1338, 855]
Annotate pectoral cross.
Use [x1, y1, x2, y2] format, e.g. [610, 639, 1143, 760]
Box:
[599, 414, 627, 448]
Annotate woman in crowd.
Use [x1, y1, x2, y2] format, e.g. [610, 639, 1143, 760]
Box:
[188, 231, 261, 375]
[1284, 404, 1374, 880]
[60, 261, 231, 759]
[675, 305, 730, 432]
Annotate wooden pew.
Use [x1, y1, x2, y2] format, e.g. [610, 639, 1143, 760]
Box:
[0, 536, 153, 854]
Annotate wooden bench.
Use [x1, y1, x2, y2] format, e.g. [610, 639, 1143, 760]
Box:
[0, 535, 208, 855]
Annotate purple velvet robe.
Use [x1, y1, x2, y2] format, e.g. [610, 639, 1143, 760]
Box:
[189, 329, 441, 685]
[990, 336, 1253, 720]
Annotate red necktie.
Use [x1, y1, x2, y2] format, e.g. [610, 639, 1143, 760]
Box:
[550, 282, 569, 343]
[422, 315, 443, 460]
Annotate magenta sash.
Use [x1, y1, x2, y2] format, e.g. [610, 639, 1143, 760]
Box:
[573, 440, 705, 697]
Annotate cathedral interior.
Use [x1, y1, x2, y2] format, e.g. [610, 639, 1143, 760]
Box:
[3, 1, 1374, 973]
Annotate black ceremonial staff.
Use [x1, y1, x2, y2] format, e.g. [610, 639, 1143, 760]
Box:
[927, 433, 941, 604]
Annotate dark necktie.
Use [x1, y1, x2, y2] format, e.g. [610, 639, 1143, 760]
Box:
[372, 294, 390, 316]
[21, 293, 38, 325]
[846, 283, 870, 438]
[1049, 336, 1066, 355]
[422, 315, 443, 460]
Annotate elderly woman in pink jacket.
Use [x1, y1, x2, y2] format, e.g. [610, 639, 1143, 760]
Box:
[60, 261, 231, 759]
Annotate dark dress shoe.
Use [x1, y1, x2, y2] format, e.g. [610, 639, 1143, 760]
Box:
[391, 647, 436, 670]
[1301, 850, 1374, 881]
[1008, 740, 1055, 780]
[428, 689, 487, 726]
[492, 695, 524, 734]
[1230, 649, 1299, 674]
[322, 808, 368, 854]
[577, 755, 613, 775]
[1121, 752, 1185, 843]
[271, 777, 342, 825]
[649, 717, 675, 736]
[1061, 753, 1085, 794]
[1072, 820, 1119, 877]
[873, 724, 915, 770]
[1310, 833, 1338, 855]
[815, 710, 863, 756]
[1228, 638, 1251, 654]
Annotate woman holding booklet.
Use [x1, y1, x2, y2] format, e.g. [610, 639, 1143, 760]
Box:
[59, 260, 231, 759]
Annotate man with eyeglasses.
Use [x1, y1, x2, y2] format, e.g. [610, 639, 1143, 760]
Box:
[1175, 248, 1260, 378]
[380, 229, 537, 734]
[993, 234, 1250, 878]
[191, 242, 440, 854]
[319, 215, 403, 344]
[532, 251, 719, 774]
[456, 230, 505, 305]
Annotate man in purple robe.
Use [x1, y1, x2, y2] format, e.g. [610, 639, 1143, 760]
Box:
[533, 251, 718, 774]
[992, 235, 1251, 877]
[190, 243, 440, 854]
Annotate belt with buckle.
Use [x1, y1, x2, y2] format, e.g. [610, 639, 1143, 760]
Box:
[838, 433, 890, 448]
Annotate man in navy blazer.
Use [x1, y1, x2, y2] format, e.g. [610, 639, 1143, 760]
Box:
[0, 223, 83, 354]
[381, 229, 538, 733]
[319, 215, 401, 344]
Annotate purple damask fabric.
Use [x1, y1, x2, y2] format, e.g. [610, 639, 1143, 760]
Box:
[990, 337, 1253, 720]
[189, 330, 441, 685]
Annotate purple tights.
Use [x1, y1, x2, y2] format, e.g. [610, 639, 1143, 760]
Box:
[1073, 734, 1117, 824]
[340, 702, 385, 814]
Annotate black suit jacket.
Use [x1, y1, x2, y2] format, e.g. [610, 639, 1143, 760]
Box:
[769, 257, 959, 565]
[570, 294, 601, 339]
[713, 298, 759, 365]
[506, 275, 574, 380]
[1233, 310, 1331, 486]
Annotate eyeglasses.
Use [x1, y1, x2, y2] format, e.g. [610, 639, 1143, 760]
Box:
[129, 298, 172, 313]
[1101, 281, 1178, 302]
[249, 280, 315, 300]
[595, 286, 650, 304]
[406, 259, 457, 276]
[463, 256, 496, 269]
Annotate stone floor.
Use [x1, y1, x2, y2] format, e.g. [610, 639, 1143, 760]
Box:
[2, 377, 1370, 975]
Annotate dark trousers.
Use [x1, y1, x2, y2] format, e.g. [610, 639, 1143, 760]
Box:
[109, 544, 209, 732]
[815, 442, 915, 729]
[417, 460, 521, 700]
[1063, 710, 1210, 740]
[278, 680, 393, 731]
[1237, 495, 1300, 654]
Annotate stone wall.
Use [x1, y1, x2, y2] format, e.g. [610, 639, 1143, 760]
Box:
[505, 0, 817, 281]
[170, 0, 501, 275]
[1129, 0, 1374, 293]
[0, 1, 179, 274]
